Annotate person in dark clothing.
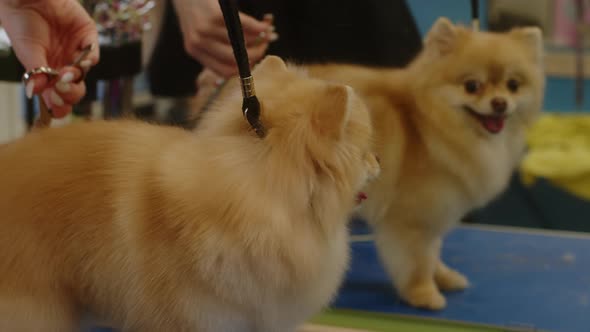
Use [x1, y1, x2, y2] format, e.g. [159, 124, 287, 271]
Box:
[147, 0, 423, 98]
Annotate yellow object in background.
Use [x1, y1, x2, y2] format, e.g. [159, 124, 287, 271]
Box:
[521, 113, 590, 200]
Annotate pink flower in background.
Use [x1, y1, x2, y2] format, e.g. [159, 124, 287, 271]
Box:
[553, 0, 590, 47]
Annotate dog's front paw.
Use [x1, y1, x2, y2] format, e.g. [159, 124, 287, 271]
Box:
[401, 282, 446, 310]
[435, 262, 469, 291]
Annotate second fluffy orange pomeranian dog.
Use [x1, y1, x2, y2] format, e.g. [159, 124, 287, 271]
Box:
[306, 18, 545, 309]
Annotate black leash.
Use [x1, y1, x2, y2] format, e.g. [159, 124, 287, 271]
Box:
[471, 0, 479, 31]
[218, 0, 266, 138]
[217, 0, 479, 136]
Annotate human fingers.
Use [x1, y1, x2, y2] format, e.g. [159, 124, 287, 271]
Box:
[194, 49, 239, 78]
[53, 70, 87, 104]
[40, 67, 87, 118]
[246, 39, 271, 65]
[189, 37, 237, 65]
[238, 12, 272, 37]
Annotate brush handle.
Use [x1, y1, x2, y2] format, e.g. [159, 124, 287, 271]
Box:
[471, 0, 479, 22]
[471, 0, 480, 30]
[218, 0, 252, 79]
[218, 0, 265, 138]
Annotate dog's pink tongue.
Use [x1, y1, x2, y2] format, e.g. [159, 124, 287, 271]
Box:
[482, 116, 505, 133]
[356, 192, 367, 204]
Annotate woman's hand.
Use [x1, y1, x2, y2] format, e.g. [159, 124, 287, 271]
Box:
[172, 0, 277, 78]
[0, 0, 99, 117]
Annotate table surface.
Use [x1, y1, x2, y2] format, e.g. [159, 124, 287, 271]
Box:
[88, 222, 590, 332]
[334, 221, 590, 332]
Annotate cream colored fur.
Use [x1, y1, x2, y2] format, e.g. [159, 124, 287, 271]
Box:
[305, 18, 545, 309]
[0, 56, 380, 331]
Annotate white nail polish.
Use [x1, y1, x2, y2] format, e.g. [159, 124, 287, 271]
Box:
[264, 13, 274, 21]
[50, 90, 64, 107]
[55, 82, 71, 93]
[269, 32, 279, 42]
[215, 78, 225, 87]
[61, 72, 74, 83]
[79, 59, 92, 69]
[258, 31, 267, 39]
[25, 80, 35, 99]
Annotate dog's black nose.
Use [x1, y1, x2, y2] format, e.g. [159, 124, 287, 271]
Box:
[491, 97, 507, 114]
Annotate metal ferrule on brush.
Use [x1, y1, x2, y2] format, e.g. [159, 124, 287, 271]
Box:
[219, 0, 265, 138]
[240, 76, 256, 98]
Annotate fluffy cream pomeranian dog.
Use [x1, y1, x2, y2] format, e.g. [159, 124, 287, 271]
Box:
[0, 56, 380, 331]
[306, 18, 545, 309]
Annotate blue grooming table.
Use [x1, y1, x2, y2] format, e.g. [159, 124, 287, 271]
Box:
[335, 220, 590, 332]
[88, 221, 590, 332]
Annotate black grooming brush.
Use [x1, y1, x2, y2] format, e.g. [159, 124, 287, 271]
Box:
[218, 0, 266, 138]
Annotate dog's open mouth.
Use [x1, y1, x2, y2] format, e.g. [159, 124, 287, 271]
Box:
[356, 192, 368, 205]
[463, 106, 506, 134]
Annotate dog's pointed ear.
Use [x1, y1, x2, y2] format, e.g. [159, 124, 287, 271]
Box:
[253, 55, 288, 75]
[425, 17, 458, 56]
[510, 27, 544, 63]
[311, 84, 353, 141]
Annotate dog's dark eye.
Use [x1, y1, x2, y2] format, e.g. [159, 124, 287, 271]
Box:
[507, 79, 519, 93]
[464, 80, 481, 94]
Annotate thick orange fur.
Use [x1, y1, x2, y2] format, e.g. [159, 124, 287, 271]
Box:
[302, 19, 545, 310]
[0, 56, 379, 331]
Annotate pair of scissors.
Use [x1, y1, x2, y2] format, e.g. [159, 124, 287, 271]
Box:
[21, 44, 95, 129]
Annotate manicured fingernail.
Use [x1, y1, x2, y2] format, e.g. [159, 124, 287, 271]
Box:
[215, 78, 225, 87]
[25, 80, 35, 99]
[55, 82, 71, 93]
[61, 72, 74, 83]
[269, 32, 279, 42]
[264, 13, 274, 21]
[50, 90, 64, 107]
[258, 31, 267, 39]
[79, 59, 92, 69]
